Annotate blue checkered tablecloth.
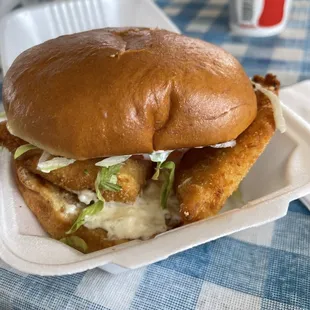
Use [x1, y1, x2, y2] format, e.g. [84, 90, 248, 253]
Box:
[1, 0, 310, 309]
[157, 0, 310, 87]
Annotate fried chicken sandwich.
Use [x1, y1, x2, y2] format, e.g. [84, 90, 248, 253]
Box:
[0, 28, 285, 253]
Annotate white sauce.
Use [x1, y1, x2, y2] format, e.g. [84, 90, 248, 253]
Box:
[210, 140, 236, 148]
[84, 182, 180, 240]
[76, 190, 98, 205]
[64, 204, 79, 215]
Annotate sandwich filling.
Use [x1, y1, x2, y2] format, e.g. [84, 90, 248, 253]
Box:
[0, 74, 286, 253]
[83, 181, 180, 240]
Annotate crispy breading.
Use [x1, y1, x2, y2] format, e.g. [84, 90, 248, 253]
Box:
[0, 121, 153, 203]
[253, 73, 280, 93]
[15, 161, 128, 253]
[0, 121, 26, 152]
[175, 75, 278, 223]
[19, 155, 152, 203]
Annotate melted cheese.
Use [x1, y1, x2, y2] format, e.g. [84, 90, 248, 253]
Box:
[84, 182, 180, 240]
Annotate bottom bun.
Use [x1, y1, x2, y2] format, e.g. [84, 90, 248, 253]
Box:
[14, 161, 128, 253]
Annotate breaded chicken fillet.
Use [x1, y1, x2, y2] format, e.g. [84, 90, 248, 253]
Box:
[0, 121, 153, 203]
[175, 75, 279, 223]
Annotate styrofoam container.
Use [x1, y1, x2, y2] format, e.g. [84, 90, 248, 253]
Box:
[280, 80, 310, 210]
[1, 0, 310, 276]
[0, 0, 180, 74]
[0, 0, 20, 18]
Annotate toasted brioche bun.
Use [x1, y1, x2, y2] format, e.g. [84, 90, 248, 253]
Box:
[4, 28, 256, 160]
[14, 161, 127, 253]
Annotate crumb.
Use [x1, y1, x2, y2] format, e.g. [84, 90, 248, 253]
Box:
[178, 177, 192, 188]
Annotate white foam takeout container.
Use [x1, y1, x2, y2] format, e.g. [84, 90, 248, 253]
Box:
[1, 0, 310, 276]
[0, 0, 180, 74]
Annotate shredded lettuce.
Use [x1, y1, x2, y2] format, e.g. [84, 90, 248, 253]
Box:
[148, 151, 176, 207]
[60, 236, 88, 253]
[95, 172, 105, 202]
[67, 164, 123, 234]
[211, 140, 236, 148]
[149, 150, 173, 180]
[95, 155, 131, 167]
[252, 81, 286, 133]
[96, 164, 122, 196]
[66, 200, 104, 234]
[37, 151, 75, 173]
[149, 150, 173, 163]
[94, 164, 122, 210]
[38, 151, 50, 163]
[14, 144, 38, 159]
[159, 161, 176, 209]
[152, 162, 162, 180]
[0, 111, 6, 118]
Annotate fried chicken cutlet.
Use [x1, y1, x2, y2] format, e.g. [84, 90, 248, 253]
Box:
[0, 121, 153, 203]
[175, 74, 279, 223]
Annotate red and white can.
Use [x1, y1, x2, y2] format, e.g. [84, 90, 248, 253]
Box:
[229, 0, 293, 37]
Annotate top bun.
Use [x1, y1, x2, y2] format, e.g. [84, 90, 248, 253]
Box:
[3, 28, 256, 160]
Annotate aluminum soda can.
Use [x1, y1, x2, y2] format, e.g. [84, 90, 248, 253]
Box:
[229, 0, 293, 37]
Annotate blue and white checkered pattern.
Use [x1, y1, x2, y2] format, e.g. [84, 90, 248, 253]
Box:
[157, 0, 310, 86]
[1, 201, 310, 309]
[1, 0, 310, 309]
